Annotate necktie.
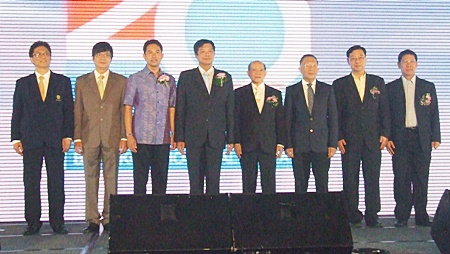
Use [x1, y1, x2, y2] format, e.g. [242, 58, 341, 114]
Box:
[38, 76, 45, 101]
[405, 80, 417, 127]
[98, 75, 105, 99]
[203, 72, 211, 94]
[255, 87, 263, 113]
[307, 83, 314, 114]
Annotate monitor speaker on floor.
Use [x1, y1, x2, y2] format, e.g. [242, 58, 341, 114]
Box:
[109, 194, 232, 253]
[431, 189, 450, 254]
[230, 192, 353, 253]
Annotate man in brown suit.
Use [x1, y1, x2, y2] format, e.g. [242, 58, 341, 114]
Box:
[74, 42, 127, 233]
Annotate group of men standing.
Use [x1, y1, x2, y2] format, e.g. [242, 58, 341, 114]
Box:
[11, 39, 440, 235]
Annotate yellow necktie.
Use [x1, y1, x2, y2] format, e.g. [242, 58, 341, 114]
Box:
[38, 76, 45, 101]
[98, 75, 105, 99]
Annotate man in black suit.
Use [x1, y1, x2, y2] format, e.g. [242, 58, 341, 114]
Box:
[386, 49, 440, 227]
[11, 41, 74, 235]
[285, 54, 338, 193]
[333, 45, 390, 228]
[234, 60, 284, 193]
[175, 39, 234, 194]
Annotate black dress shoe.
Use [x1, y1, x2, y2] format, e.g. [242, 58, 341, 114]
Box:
[53, 224, 69, 235]
[416, 220, 432, 227]
[83, 222, 100, 234]
[366, 221, 383, 228]
[102, 223, 110, 231]
[394, 220, 407, 227]
[23, 222, 42, 236]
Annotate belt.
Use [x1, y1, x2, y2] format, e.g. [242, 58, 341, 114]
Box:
[406, 127, 417, 131]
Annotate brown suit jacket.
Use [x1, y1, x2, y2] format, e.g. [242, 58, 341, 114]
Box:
[74, 71, 127, 148]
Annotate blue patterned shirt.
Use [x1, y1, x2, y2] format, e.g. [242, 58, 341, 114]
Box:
[124, 67, 176, 144]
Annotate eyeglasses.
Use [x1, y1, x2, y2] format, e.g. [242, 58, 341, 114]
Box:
[349, 56, 366, 62]
[95, 52, 112, 58]
[401, 60, 417, 64]
[33, 52, 50, 58]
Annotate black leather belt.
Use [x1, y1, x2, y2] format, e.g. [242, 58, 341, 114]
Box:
[406, 127, 417, 131]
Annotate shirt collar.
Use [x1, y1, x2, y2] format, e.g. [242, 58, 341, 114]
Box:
[302, 79, 316, 86]
[35, 70, 50, 80]
[199, 66, 214, 76]
[94, 69, 110, 80]
[351, 72, 366, 80]
[144, 66, 162, 77]
[402, 75, 416, 85]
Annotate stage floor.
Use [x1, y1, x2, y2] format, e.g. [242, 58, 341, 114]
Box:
[0, 216, 441, 254]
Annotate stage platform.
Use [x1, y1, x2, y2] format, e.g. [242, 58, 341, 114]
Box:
[0, 216, 441, 254]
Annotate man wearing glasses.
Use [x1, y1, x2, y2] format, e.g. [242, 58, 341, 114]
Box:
[74, 42, 128, 234]
[11, 41, 74, 235]
[333, 45, 390, 228]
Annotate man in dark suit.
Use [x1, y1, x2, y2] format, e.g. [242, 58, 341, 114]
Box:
[285, 54, 338, 193]
[234, 60, 284, 193]
[11, 41, 74, 235]
[175, 39, 234, 194]
[74, 42, 127, 234]
[333, 45, 390, 228]
[386, 49, 440, 227]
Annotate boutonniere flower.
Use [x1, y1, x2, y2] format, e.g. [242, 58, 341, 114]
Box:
[213, 72, 227, 87]
[157, 74, 170, 87]
[420, 93, 431, 106]
[266, 95, 279, 107]
[370, 86, 381, 99]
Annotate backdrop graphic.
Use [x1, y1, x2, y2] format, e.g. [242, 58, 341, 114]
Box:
[0, 0, 449, 221]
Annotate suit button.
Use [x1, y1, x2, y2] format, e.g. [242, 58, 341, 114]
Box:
[100, 118, 103, 121]
[310, 117, 313, 121]
[100, 106, 103, 109]
[310, 129, 313, 133]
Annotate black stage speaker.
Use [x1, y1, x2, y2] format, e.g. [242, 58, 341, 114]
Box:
[431, 189, 450, 254]
[229, 192, 353, 254]
[109, 194, 232, 253]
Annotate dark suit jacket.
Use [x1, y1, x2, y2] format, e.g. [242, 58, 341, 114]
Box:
[175, 67, 234, 149]
[333, 73, 390, 150]
[386, 77, 440, 153]
[11, 72, 74, 149]
[285, 80, 338, 153]
[234, 84, 284, 154]
[74, 71, 127, 148]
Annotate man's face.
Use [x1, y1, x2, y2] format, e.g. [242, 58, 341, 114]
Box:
[300, 56, 319, 82]
[398, 54, 418, 78]
[247, 61, 266, 85]
[143, 43, 163, 68]
[30, 46, 51, 69]
[195, 43, 215, 67]
[347, 49, 366, 73]
[93, 51, 112, 71]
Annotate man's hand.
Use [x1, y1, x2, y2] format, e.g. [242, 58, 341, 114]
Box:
[432, 141, 440, 150]
[386, 141, 395, 156]
[338, 139, 346, 154]
[127, 135, 138, 153]
[13, 142, 23, 156]
[285, 148, 294, 158]
[119, 140, 127, 154]
[276, 145, 283, 158]
[62, 138, 72, 153]
[328, 147, 337, 159]
[170, 136, 176, 150]
[177, 141, 186, 155]
[226, 144, 234, 155]
[74, 141, 83, 155]
[379, 136, 388, 150]
[234, 144, 242, 158]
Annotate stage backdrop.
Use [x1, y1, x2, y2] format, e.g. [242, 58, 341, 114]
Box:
[0, 0, 449, 222]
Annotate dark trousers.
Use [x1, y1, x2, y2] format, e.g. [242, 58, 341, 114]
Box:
[240, 148, 276, 194]
[342, 140, 381, 223]
[23, 146, 65, 229]
[132, 144, 169, 194]
[393, 129, 431, 223]
[292, 151, 329, 193]
[186, 143, 223, 195]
